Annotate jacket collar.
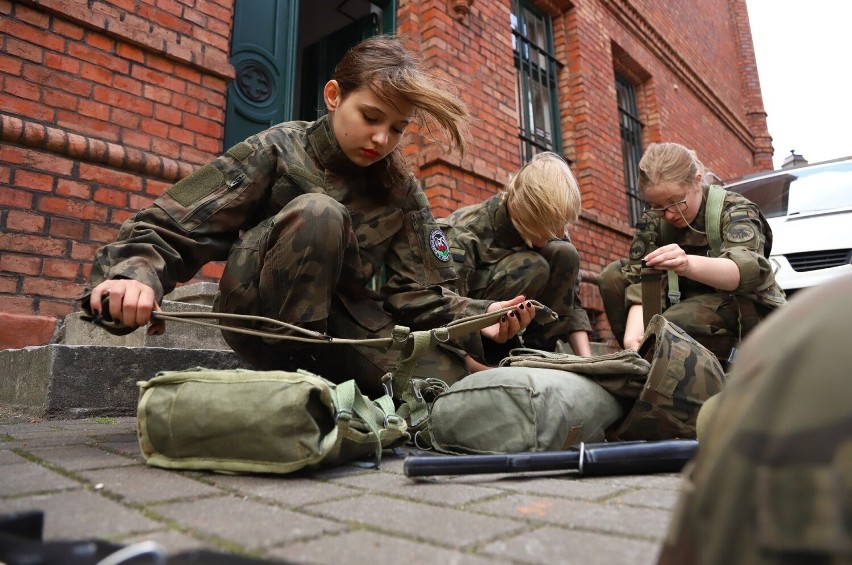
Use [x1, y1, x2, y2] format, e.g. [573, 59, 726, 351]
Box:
[307, 114, 366, 178]
[491, 195, 529, 248]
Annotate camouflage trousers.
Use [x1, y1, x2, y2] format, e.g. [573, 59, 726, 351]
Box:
[212, 193, 467, 398]
[466, 240, 591, 351]
[658, 274, 852, 564]
[599, 259, 767, 364]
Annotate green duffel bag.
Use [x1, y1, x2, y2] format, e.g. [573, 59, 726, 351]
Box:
[427, 366, 624, 455]
[137, 367, 409, 474]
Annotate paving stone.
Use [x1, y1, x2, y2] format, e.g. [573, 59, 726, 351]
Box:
[118, 529, 211, 556]
[480, 525, 662, 565]
[205, 474, 360, 507]
[78, 465, 225, 504]
[27, 444, 138, 471]
[469, 494, 672, 541]
[153, 495, 347, 549]
[466, 474, 631, 501]
[0, 462, 80, 496]
[615, 487, 682, 510]
[0, 450, 28, 465]
[304, 493, 528, 548]
[0, 490, 159, 539]
[332, 468, 506, 506]
[270, 530, 504, 565]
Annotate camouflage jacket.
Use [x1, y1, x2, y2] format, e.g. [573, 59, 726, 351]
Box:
[622, 186, 786, 310]
[438, 194, 591, 333]
[90, 115, 492, 332]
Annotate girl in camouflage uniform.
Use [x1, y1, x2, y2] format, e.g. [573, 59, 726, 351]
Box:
[87, 36, 535, 397]
[439, 152, 593, 358]
[598, 142, 786, 365]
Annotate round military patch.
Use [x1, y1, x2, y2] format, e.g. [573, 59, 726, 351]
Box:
[726, 223, 756, 244]
[429, 228, 451, 262]
[629, 240, 646, 260]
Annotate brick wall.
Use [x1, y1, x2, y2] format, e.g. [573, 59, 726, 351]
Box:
[0, 0, 234, 347]
[0, 0, 771, 349]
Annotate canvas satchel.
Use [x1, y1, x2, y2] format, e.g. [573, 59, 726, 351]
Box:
[500, 314, 726, 442]
[137, 367, 409, 474]
[427, 366, 624, 455]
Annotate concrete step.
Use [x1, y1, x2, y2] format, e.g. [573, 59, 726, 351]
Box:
[60, 299, 231, 350]
[0, 344, 247, 419]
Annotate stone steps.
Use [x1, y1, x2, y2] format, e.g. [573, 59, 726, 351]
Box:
[0, 283, 247, 419]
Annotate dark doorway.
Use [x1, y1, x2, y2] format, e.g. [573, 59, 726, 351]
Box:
[224, 0, 396, 149]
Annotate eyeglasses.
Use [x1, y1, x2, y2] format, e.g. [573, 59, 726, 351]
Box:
[645, 197, 689, 217]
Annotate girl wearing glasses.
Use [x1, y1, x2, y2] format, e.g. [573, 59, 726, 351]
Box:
[598, 142, 786, 366]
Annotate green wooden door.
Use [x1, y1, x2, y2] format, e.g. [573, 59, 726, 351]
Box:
[224, 0, 298, 149]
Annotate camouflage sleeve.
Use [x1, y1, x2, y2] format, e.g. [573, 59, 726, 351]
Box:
[622, 213, 662, 307]
[90, 136, 277, 300]
[382, 184, 491, 330]
[716, 202, 776, 294]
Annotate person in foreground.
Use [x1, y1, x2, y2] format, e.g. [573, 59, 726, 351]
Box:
[598, 142, 785, 365]
[85, 35, 535, 397]
[657, 273, 852, 564]
[439, 152, 593, 358]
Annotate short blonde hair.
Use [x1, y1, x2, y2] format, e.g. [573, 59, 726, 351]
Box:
[503, 152, 581, 245]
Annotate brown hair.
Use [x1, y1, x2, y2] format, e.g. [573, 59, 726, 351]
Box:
[333, 36, 469, 156]
[504, 152, 582, 245]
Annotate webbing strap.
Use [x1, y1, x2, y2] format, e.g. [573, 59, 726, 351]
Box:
[705, 185, 726, 258]
[335, 380, 384, 464]
[640, 267, 665, 329]
[659, 221, 681, 305]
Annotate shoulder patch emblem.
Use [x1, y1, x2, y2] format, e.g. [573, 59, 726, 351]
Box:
[726, 223, 756, 244]
[629, 240, 647, 260]
[729, 210, 755, 222]
[429, 228, 451, 262]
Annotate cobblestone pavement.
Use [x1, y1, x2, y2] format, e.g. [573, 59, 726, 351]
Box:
[0, 412, 684, 564]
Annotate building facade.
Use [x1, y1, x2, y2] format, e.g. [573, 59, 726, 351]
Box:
[0, 0, 773, 349]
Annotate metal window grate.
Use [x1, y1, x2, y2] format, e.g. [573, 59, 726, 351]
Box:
[616, 75, 644, 225]
[512, 0, 562, 162]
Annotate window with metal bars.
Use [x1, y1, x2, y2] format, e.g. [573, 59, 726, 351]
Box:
[511, 0, 562, 162]
[616, 74, 644, 225]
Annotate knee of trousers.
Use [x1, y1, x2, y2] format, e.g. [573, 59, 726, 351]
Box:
[265, 193, 351, 251]
[598, 259, 628, 297]
[540, 240, 580, 271]
[493, 251, 550, 296]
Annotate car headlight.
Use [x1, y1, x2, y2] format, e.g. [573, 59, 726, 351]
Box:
[769, 257, 781, 274]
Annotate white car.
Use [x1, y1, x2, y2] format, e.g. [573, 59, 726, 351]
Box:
[725, 157, 852, 297]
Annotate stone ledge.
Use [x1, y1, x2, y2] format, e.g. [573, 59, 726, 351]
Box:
[0, 345, 247, 419]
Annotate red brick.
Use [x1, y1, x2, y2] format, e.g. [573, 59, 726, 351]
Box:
[43, 258, 81, 279]
[23, 277, 85, 300]
[78, 163, 144, 192]
[56, 179, 92, 200]
[5, 37, 43, 64]
[0, 233, 66, 256]
[39, 300, 76, 318]
[0, 187, 34, 209]
[0, 254, 42, 275]
[93, 186, 128, 207]
[13, 170, 55, 192]
[128, 193, 155, 210]
[52, 18, 86, 40]
[71, 241, 100, 261]
[49, 218, 86, 240]
[0, 53, 24, 75]
[89, 224, 118, 244]
[0, 147, 75, 175]
[0, 312, 57, 348]
[37, 196, 109, 222]
[70, 43, 130, 74]
[6, 210, 45, 233]
[44, 51, 83, 74]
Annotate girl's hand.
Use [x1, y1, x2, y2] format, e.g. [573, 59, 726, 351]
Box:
[481, 296, 536, 343]
[643, 243, 690, 275]
[89, 279, 165, 335]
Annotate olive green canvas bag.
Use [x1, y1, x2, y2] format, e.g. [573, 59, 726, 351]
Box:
[501, 314, 726, 442]
[137, 367, 408, 474]
[427, 366, 625, 455]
